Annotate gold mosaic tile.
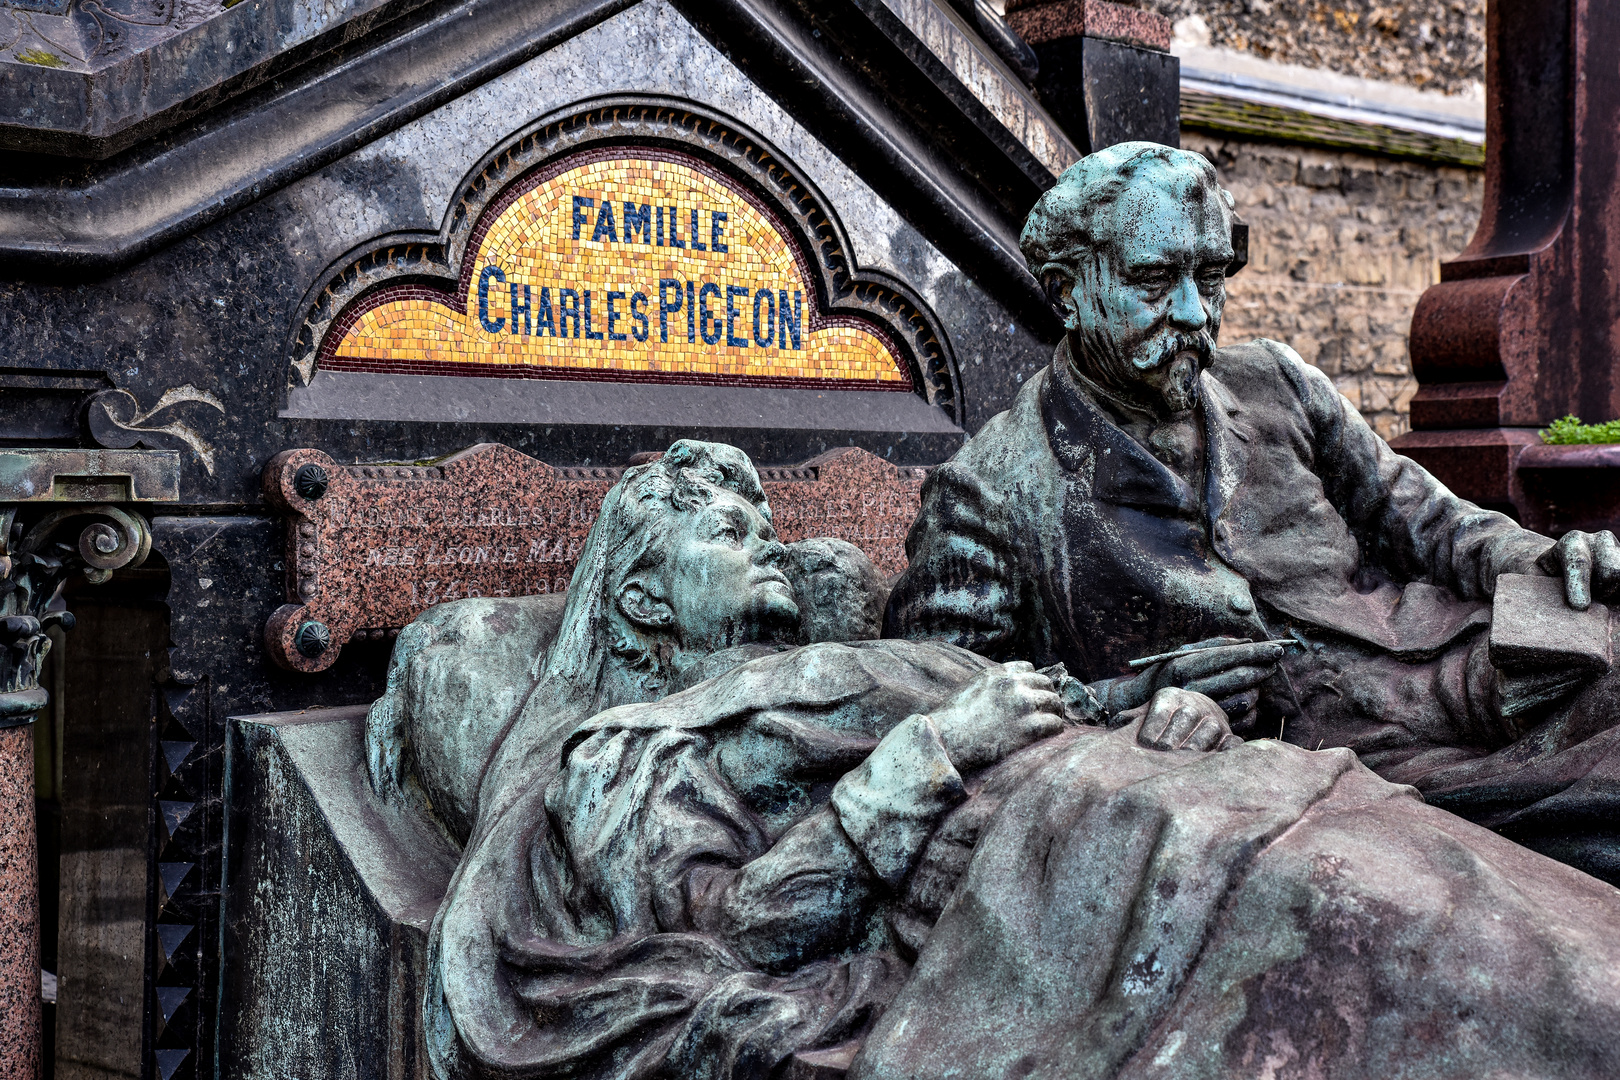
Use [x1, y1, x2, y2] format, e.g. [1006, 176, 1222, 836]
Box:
[334, 157, 905, 383]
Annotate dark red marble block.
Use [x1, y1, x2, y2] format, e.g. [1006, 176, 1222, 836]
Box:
[0, 725, 40, 1080]
[263, 444, 927, 672]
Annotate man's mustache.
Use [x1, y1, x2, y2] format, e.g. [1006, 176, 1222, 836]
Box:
[1135, 330, 1215, 372]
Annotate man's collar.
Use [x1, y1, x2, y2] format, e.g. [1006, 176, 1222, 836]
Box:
[1044, 341, 1198, 513]
[1043, 338, 1251, 518]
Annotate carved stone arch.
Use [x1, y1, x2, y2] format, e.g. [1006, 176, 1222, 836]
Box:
[289, 97, 963, 422]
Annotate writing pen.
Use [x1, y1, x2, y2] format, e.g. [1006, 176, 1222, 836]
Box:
[1126, 638, 1301, 670]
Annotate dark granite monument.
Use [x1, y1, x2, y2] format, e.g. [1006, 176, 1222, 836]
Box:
[0, 1, 1182, 1076]
[10, 0, 1620, 1077]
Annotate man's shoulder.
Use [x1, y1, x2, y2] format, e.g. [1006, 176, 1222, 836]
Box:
[1210, 337, 1331, 403]
[943, 367, 1055, 476]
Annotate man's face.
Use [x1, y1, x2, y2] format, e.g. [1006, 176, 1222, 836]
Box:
[1064, 181, 1232, 416]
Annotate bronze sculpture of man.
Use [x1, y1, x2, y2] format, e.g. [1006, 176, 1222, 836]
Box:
[412, 439, 1620, 1080]
[887, 141, 1620, 883]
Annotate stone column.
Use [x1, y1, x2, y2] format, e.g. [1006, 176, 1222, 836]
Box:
[1396, 0, 1620, 533]
[0, 713, 40, 1080]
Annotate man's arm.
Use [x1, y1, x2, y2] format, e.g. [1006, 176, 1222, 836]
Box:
[885, 459, 1020, 653]
[1265, 340, 1552, 600]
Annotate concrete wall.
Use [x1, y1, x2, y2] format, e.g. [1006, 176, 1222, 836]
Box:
[1187, 132, 1484, 441]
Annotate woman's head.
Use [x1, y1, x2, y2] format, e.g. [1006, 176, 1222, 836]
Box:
[541, 441, 799, 711]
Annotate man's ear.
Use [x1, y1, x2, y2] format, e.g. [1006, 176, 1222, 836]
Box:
[1041, 266, 1080, 330]
[617, 580, 675, 631]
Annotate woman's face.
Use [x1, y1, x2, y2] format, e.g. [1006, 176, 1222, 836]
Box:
[661, 490, 799, 652]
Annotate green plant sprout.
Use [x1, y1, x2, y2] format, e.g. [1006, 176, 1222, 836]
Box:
[1540, 415, 1620, 445]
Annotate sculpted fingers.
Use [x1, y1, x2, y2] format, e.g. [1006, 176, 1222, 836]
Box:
[1139, 690, 1197, 750]
[1541, 531, 1594, 611]
[1163, 642, 1284, 686]
[1182, 664, 1278, 700]
[1179, 711, 1229, 751]
[1137, 689, 1235, 752]
[1591, 531, 1620, 602]
[1215, 689, 1259, 722]
[1018, 708, 1068, 742]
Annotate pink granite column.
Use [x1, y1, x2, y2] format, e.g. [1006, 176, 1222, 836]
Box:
[0, 722, 39, 1080]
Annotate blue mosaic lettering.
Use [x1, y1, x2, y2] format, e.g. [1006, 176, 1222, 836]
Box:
[606, 290, 627, 341]
[631, 292, 649, 342]
[779, 289, 802, 349]
[698, 282, 722, 344]
[536, 286, 556, 336]
[725, 285, 750, 347]
[711, 210, 729, 253]
[658, 278, 681, 343]
[511, 282, 531, 335]
[571, 197, 594, 241]
[559, 289, 581, 337]
[690, 208, 708, 251]
[592, 203, 618, 243]
[624, 203, 652, 244]
[478, 266, 506, 333]
[753, 288, 775, 347]
[583, 290, 604, 340]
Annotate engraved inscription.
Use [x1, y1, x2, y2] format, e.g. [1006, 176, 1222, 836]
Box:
[263, 443, 926, 672]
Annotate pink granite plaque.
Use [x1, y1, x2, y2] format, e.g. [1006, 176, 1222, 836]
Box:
[264, 444, 927, 672]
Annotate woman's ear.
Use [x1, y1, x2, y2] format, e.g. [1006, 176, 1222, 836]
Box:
[616, 580, 675, 631]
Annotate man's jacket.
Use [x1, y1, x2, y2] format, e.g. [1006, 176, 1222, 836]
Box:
[886, 338, 1553, 681]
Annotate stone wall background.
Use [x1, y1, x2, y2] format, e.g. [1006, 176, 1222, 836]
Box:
[1187, 132, 1483, 440]
[1126, 0, 1484, 93]
[1101, 0, 1490, 437]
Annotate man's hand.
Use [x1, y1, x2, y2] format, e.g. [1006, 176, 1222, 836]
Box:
[933, 661, 1067, 773]
[1536, 530, 1620, 611]
[1107, 637, 1286, 727]
[1123, 688, 1241, 752]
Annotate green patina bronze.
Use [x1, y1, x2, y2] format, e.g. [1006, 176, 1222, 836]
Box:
[372, 145, 1620, 1080]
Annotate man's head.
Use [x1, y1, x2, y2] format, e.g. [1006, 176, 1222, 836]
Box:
[1022, 143, 1234, 417]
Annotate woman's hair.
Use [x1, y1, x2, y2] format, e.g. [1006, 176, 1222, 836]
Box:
[534, 439, 771, 722]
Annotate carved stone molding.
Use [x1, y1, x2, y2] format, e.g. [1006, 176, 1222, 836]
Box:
[83, 386, 227, 476]
[0, 451, 175, 720]
[289, 97, 964, 422]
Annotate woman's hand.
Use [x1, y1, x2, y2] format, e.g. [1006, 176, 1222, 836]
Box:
[1105, 637, 1286, 728]
[933, 661, 1067, 772]
[1121, 687, 1242, 752]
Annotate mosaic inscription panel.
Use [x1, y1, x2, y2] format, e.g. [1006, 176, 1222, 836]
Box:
[263, 443, 926, 672]
[319, 148, 910, 389]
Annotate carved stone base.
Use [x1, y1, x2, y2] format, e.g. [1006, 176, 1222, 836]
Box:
[223, 706, 459, 1080]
